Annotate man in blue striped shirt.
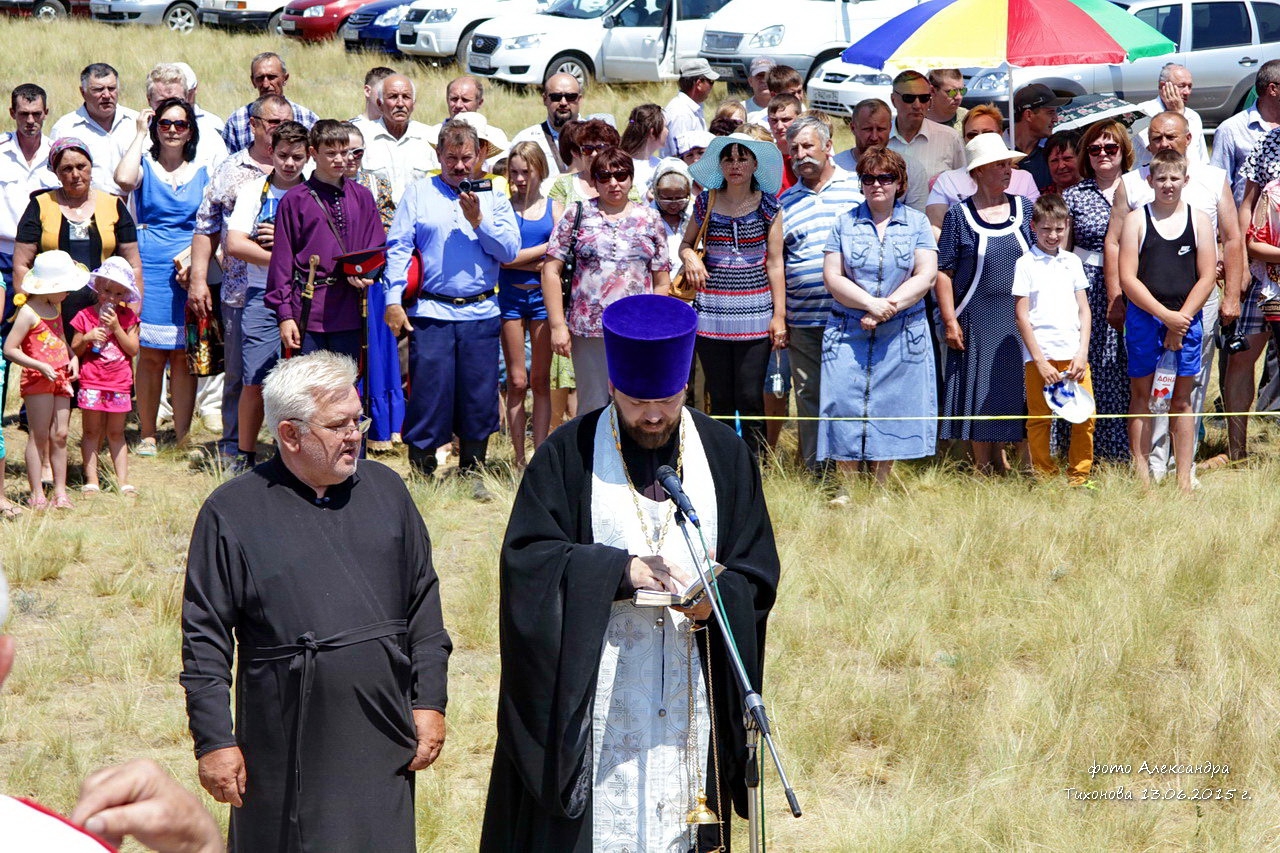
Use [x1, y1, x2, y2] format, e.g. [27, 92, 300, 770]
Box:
[779, 115, 863, 472]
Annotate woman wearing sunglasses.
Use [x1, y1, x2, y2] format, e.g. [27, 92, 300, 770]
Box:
[543, 146, 670, 413]
[1062, 119, 1136, 463]
[115, 97, 211, 452]
[936, 133, 1034, 475]
[820, 147, 938, 489]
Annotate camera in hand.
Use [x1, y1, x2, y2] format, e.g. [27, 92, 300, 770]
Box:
[458, 178, 493, 194]
[1221, 320, 1250, 354]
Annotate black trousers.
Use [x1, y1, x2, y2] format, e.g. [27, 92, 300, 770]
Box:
[696, 336, 770, 460]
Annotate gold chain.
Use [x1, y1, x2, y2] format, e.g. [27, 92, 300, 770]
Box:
[609, 405, 684, 556]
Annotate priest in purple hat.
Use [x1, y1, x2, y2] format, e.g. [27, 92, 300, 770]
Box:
[481, 293, 781, 852]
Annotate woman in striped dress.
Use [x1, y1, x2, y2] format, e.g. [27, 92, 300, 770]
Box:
[681, 133, 787, 460]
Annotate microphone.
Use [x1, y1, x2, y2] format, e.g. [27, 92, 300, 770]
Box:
[655, 465, 700, 527]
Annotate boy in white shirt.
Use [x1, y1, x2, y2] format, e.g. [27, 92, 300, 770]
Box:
[1013, 194, 1095, 485]
[223, 120, 309, 472]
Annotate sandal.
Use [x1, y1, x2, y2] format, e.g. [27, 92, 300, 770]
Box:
[0, 501, 22, 520]
[119, 484, 138, 497]
[135, 437, 158, 457]
[1198, 453, 1231, 472]
[26, 494, 48, 511]
[51, 494, 74, 510]
[81, 484, 101, 495]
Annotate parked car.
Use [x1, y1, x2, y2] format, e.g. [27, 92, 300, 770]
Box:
[467, 0, 729, 88]
[398, 0, 542, 67]
[91, 0, 200, 30]
[699, 0, 917, 87]
[0, 0, 91, 19]
[342, 0, 411, 52]
[966, 0, 1280, 126]
[199, 0, 286, 33]
[281, 0, 369, 39]
[806, 59, 895, 117]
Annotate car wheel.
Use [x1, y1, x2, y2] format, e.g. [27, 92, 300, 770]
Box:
[267, 9, 283, 33]
[32, 0, 68, 19]
[164, 1, 198, 31]
[455, 22, 480, 67]
[546, 53, 591, 90]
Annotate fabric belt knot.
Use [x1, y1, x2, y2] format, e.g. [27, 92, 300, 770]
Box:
[249, 618, 409, 834]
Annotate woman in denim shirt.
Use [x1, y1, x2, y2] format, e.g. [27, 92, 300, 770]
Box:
[819, 148, 938, 485]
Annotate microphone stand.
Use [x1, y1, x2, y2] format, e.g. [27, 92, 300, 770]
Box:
[671, 504, 801, 852]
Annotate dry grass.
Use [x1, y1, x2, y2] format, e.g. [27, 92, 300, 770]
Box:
[0, 16, 1277, 852]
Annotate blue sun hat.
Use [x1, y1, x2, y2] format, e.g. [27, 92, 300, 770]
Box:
[603, 294, 697, 400]
[1043, 377, 1096, 424]
[687, 132, 784, 196]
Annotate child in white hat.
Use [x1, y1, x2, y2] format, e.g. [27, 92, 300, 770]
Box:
[70, 256, 141, 495]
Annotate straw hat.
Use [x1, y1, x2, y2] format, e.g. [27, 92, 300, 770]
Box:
[23, 250, 90, 295]
[965, 133, 1027, 173]
[435, 112, 510, 161]
[688, 132, 785, 196]
[90, 256, 140, 304]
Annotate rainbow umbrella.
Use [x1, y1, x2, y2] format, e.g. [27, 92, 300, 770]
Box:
[842, 0, 1175, 72]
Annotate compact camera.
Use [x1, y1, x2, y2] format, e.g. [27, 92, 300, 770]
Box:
[458, 178, 493, 193]
[1220, 320, 1250, 354]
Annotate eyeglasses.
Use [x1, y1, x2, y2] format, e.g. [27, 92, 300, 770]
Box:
[941, 86, 967, 98]
[547, 92, 580, 103]
[895, 92, 929, 104]
[252, 116, 285, 127]
[346, 147, 366, 159]
[1087, 142, 1120, 157]
[859, 173, 898, 186]
[580, 143, 609, 154]
[157, 119, 190, 131]
[656, 195, 689, 204]
[289, 416, 371, 437]
[592, 170, 631, 184]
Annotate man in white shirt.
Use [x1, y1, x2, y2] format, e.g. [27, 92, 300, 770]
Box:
[887, 69, 964, 186]
[142, 63, 226, 172]
[0, 84, 57, 281]
[1132, 63, 1209, 167]
[834, 98, 929, 210]
[743, 56, 775, 117]
[172, 62, 225, 139]
[361, 73, 439, 204]
[662, 59, 718, 158]
[49, 62, 137, 196]
[507, 72, 582, 177]
[1109, 111, 1241, 478]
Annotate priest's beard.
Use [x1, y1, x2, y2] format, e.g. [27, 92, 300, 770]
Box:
[619, 407, 680, 450]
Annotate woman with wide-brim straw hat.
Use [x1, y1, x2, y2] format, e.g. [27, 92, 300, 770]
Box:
[936, 132, 1035, 475]
[678, 132, 787, 461]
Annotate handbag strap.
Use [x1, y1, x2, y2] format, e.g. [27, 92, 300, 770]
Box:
[691, 189, 715, 254]
[566, 200, 584, 254]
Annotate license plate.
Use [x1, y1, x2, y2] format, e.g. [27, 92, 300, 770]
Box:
[281, 17, 296, 30]
[201, 10, 216, 20]
[341, 24, 355, 37]
[712, 64, 736, 78]
[470, 54, 492, 70]
[398, 20, 413, 34]
[90, 2, 107, 10]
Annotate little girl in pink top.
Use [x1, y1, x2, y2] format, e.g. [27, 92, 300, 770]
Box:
[70, 257, 140, 495]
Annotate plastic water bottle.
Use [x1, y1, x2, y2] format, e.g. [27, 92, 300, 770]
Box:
[1149, 350, 1176, 414]
[94, 302, 115, 355]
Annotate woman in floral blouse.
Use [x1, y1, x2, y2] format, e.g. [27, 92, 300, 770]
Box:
[542, 146, 671, 413]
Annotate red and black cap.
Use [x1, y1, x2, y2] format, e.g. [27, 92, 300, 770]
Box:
[334, 246, 387, 277]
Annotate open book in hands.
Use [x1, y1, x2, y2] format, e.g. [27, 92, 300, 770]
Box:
[632, 562, 726, 608]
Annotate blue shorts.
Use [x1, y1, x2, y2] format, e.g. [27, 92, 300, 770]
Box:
[241, 290, 281, 386]
[498, 283, 547, 321]
[1125, 303, 1203, 378]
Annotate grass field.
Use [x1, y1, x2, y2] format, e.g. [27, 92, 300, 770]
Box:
[3, 16, 1280, 852]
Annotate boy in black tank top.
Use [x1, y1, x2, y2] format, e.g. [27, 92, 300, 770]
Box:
[1117, 149, 1217, 492]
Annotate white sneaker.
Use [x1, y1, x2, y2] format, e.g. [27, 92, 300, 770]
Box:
[202, 412, 224, 433]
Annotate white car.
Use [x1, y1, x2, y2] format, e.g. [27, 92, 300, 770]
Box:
[397, 0, 542, 66]
[805, 58, 895, 117]
[467, 0, 728, 87]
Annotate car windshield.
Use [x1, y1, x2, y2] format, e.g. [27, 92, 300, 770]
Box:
[543, 0, 619, 18]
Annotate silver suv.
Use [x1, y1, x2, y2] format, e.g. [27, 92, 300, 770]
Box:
[966, 0, 1280, 126]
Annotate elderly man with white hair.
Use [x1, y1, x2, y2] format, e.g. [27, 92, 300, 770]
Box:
[181, 350, 453, 853]
[360, 72, 439, 204]
[1132, 63, 1209, 166]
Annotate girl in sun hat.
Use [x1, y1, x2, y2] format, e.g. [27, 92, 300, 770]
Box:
[678, 133, 787, 461]
[2, 250, 88, 509]
[70, 256, 141, 496]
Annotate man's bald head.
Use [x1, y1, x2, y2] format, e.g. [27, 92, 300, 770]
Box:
[1147, 110, 1191, 157]
[446, 76, 483, 116]
[541, 72, 582, 128]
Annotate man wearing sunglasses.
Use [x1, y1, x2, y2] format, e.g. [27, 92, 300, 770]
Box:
[508, 72, 583, 178]
[888, 69, 965, 189]
[925, 68, 968, 133]
[1013, 82, 1069, 191]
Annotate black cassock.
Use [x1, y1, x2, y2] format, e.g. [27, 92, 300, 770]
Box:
[480, 407, 780, 852]
[181, 457, 452, 853]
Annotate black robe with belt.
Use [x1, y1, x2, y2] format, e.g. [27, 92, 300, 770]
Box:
[180, 457, 452, 853]
[480, 407, 780, 852]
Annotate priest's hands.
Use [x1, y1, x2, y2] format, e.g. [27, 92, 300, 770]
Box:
[409, 709, 446, 771]
[72, 759, 223, 853]
[197, 746, 246, 808]
[629, 556, 686, 594]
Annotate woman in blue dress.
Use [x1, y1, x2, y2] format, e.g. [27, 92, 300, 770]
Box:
[936, 133, 1034, 474]
[115, 98, 210, 450]
[819, 147, 938, 484]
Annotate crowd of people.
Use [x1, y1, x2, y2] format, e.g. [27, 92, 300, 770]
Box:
[2, 51, 1280, 518]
